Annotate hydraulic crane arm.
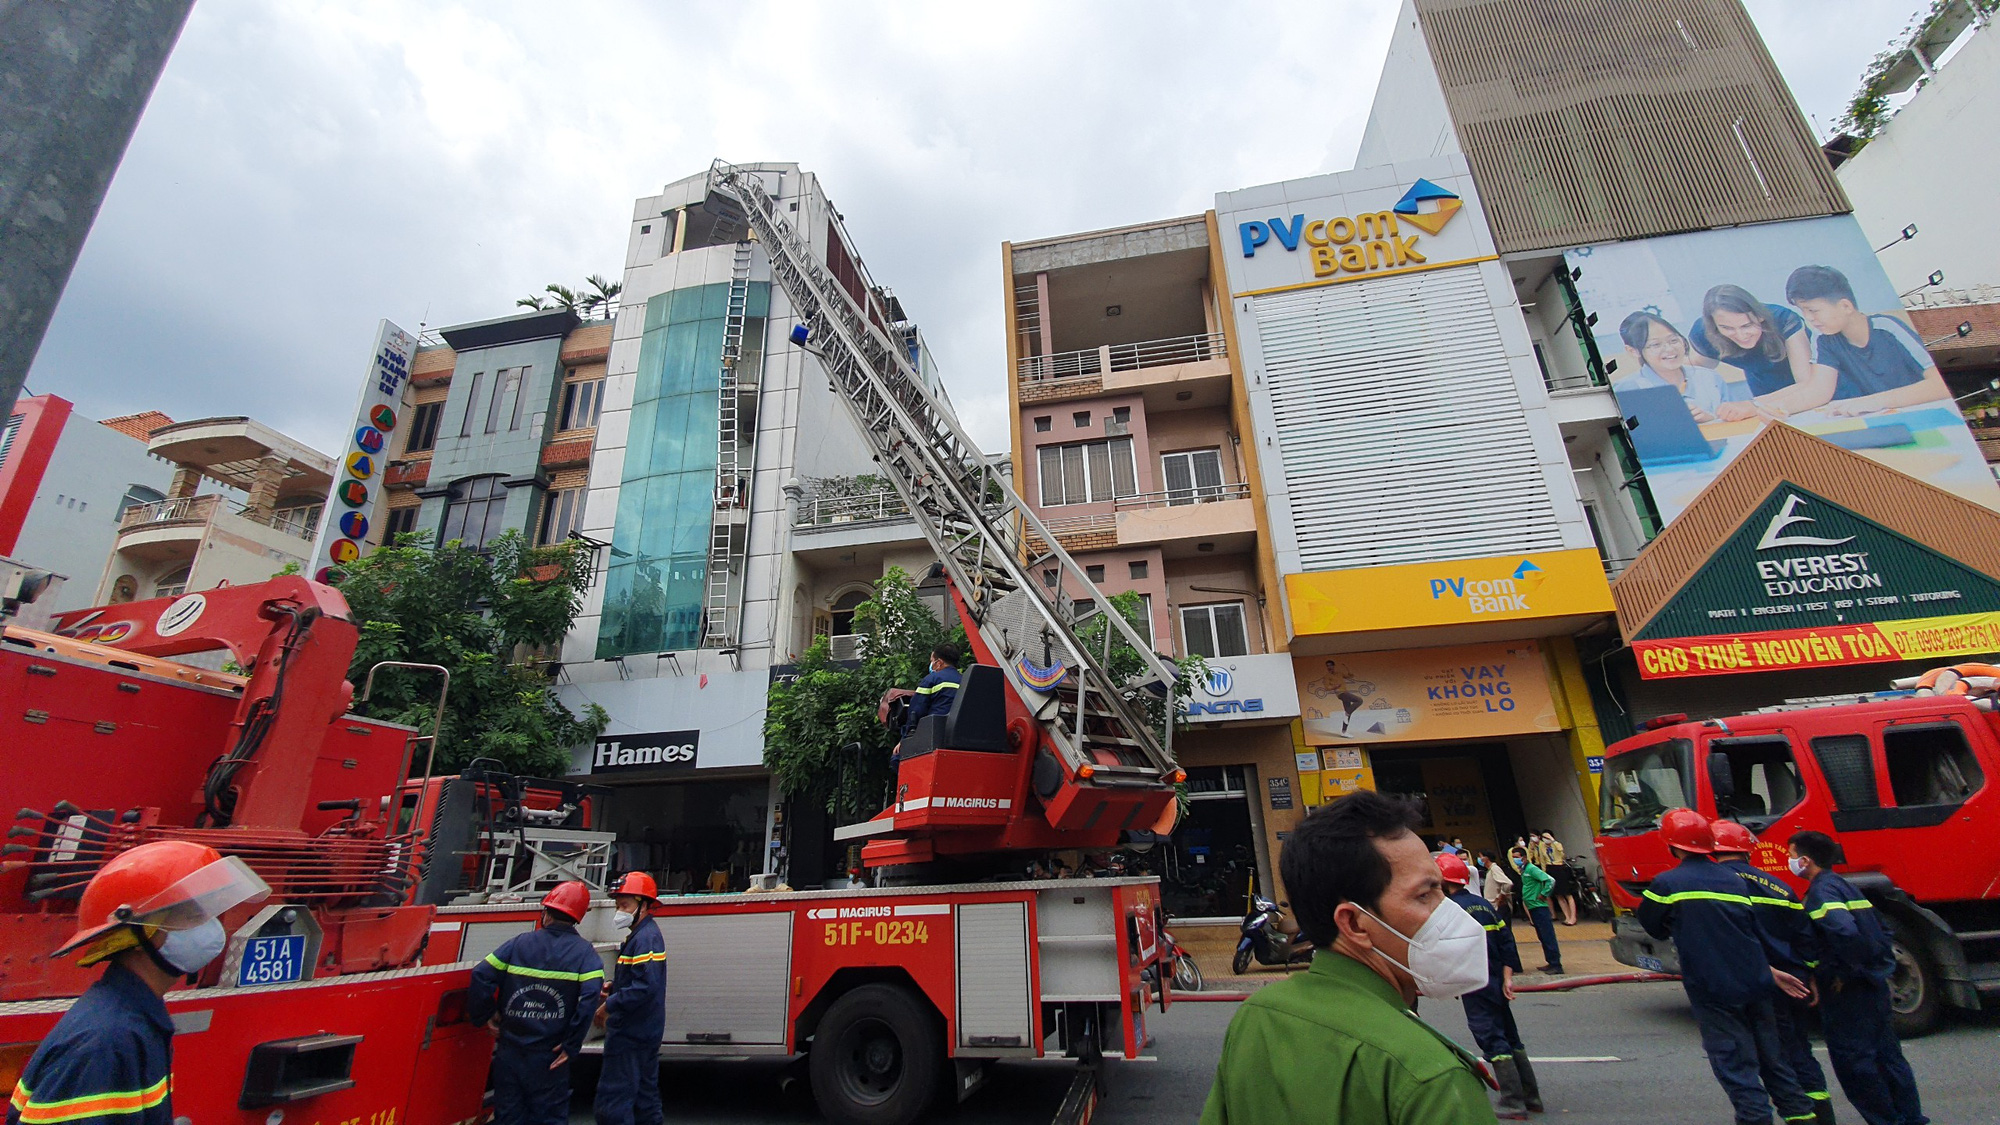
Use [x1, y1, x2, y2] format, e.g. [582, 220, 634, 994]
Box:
[703, 162, 1180, 856]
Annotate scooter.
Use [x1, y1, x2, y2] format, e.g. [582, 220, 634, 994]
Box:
[1233, 894, 1313, 975]
[1167, 923, 1203, 992]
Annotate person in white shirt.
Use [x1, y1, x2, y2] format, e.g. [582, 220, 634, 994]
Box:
[1480, 851, 1513, 915]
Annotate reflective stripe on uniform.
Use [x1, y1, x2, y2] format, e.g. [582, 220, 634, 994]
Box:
[616, 951, 666, 965]
[912, 682, 957, 695]
[1481, 923, 1507, 932]
[12, 1074, 170, 1124]
[1807, 899, 1873, 920]
[1641, 888, 1756, 907]
[1743, 894, 1803, 910]
[483, 952, 605, 981]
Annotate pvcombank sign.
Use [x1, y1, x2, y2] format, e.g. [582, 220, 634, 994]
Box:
[1220, 164, 1495, 297]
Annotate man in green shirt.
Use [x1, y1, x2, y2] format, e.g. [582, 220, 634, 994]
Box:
[1510, 845, 1564, 974]
[1201, 791, 1500, 1124]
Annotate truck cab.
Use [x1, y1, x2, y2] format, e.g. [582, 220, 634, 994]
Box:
[1595, 694, 1999, 1035]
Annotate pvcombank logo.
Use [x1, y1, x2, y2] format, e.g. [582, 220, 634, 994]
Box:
[1237, 179, 1464, 281]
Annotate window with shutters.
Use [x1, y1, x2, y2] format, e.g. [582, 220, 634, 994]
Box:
[0, 415, 19, 468]
[384, 506, 420, 540]
[1180, 601, 1248, 658]
[1035, 437, 1137, 506]
[1161, 449, 1225, 505]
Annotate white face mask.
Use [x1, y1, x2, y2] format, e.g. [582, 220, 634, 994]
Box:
[1787, 856, 1810, 877]
[1355, 897, 1490, 999]
[611, 909, 635, 933]
[155, 918, 227, 974]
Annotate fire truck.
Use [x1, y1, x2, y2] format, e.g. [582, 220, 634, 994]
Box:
[1594, 683, 2000, 1036]
[1, 159, 1185, 1125]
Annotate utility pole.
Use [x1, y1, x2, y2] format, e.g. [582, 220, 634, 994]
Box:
[0, 0, 195, 419]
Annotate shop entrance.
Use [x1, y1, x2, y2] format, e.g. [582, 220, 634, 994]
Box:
[600, 775, 769, 894]
[1366, 743, 1526, 860]
[1152, 765, 1262, 921]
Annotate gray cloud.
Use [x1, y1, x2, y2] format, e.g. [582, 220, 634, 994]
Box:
[30, 0, 1913, 456]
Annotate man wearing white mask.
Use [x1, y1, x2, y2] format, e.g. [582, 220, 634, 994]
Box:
[1200, 790, 1497, 1124]
[13, 840, 270, 1125]
[595, 871, 668, 1125]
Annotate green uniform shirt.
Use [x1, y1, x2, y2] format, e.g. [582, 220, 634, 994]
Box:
[1199, 951, 1498, 1125]
[1518, 862, 1554, 911]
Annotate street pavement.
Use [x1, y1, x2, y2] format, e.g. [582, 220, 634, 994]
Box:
[580, 975, 1998, 1123]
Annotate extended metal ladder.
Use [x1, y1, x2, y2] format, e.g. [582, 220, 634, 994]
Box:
[702, 240, 757, 650]
[703, 160, 1178, 787]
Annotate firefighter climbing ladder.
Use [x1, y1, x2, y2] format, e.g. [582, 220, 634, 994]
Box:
[703, 240, 756, 650]
[702, 160, 1177, 785]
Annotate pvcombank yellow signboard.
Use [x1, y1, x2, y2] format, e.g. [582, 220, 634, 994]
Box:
[1286, 547, 1614, 637]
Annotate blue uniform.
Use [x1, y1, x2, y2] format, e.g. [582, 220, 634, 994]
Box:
[1803, 872, 1926, 1125]
[8, 965, 172, 1125]
[1719, 857, 1831, 1110]
[1639, 855, 1815, 1124]
[902, 666, 961, 735]
[469, 920, 605, 1125]
[1450, 889, 1539, 1116]
[595, 915, 667, 1125]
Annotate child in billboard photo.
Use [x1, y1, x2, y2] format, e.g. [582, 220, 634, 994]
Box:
[1784, 264, 1951, 416]
[1613, 311, 1756, 422]
[1684, 283, 1834, 412]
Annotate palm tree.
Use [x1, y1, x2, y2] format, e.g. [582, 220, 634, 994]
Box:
[542, 283, 583, 314]
[516, 293, 551, 311]
[584, 274, 623, 320]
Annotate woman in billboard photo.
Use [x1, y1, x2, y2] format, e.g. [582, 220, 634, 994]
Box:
[1614, 311, 1756, 423]
[1684, 284, 1835, 413]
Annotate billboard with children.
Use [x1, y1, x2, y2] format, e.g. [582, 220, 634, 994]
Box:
[1567, 215, 2000, 525]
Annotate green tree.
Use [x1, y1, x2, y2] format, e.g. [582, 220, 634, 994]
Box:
[583, 274, 624, 320]
[336, 531, 607, 777]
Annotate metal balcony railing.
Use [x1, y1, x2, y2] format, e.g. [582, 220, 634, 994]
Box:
[1017, 331, 1227, 383]
[1114, 481, 1252, 510]
[794, 490, 911, 527]
[119, 495, 318, 541]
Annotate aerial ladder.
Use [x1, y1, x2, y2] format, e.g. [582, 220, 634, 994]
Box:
[701, 161, 1182, 868]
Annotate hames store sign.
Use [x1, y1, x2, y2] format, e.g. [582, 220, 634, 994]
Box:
[591, 730, 700, 774]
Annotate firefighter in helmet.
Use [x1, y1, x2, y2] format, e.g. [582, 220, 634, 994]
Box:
[468, 881, 604, 1125]
[594, 872, 667, 1125]
[1436, 851, 1542, 1120]
[10, 840, 270, 1125]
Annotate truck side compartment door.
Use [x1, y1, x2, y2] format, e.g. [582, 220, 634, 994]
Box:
[955, 901, 1032, 1054]
[660, 911, 794, 1046]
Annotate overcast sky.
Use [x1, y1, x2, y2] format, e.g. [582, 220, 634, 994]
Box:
[27, 0, 1924, 456]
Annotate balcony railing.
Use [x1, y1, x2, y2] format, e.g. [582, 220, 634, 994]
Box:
[1017, 331, 1227, 383]
[119, 495, 318, 542]
[1114, 481, 1252, 510]
[795, 490, 910, 527]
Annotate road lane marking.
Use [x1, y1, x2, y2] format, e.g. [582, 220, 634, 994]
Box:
[1533, 1056, 1622, 1063]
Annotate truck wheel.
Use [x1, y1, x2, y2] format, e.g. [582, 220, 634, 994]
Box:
[1886, 920, 1941, 1038]
[809, 983, 942, 1125]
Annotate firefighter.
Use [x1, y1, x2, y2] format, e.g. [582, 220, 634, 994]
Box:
[594, 872, 667, 1125]
[901, 644, 961, 736]
[1436, 852, 1541, 1120]
[1637, 809, 1818, 1125]
[11, 840, 269, 1125]
[469, 881, 605, 1125]
[1786, 830, 1927, 1125]
[1712, 820, 1836, 1124]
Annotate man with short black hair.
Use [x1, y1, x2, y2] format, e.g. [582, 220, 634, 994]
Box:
[1200, 791, 1497, 1124]
[901, 642, 962, 738]
[1787, 830, 1927, 1125]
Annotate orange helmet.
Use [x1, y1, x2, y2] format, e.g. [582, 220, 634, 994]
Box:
[1434, 852, 1471, 887]
[1660, 808, 1714, 855]
[1710, 819, 1757, 855]
[613, 871, 659, 903]
[56, 840, 270, 961]
[541, 881, 591, 922]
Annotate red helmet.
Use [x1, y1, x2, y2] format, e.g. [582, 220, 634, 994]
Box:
[1660, 808, 1715, 854]
[1710, 819, 1757, 855]
[541, 881, 591, 922]
[613, 871, 659, 903]
[1434, 852, 1472, 887]
[57, 840, 270, 960]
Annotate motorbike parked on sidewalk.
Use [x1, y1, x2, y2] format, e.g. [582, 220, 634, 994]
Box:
[1569, 858, 1612, 922]
[1140, 913, 1206, 992]
[1233, 894, 1313, 975]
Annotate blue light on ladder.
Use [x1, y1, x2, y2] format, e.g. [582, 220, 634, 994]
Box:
[789, 324, 811, 346]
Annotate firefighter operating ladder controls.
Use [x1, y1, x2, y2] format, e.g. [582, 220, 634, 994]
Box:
[700, 161, 1181, 867]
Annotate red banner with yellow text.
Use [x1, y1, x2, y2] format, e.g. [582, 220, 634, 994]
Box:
[1632, 612, 2000, 679]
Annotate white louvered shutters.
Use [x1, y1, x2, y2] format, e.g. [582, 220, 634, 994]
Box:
[1252, 265, 1565, 571]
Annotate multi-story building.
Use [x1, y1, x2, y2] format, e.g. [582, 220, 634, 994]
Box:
[96, 416, 332, 605]
[0, 397, 175, 613]
[1002, 216, 1303, 918]
[554, 164, 944, 892]
[1353, 0, 2000, 790]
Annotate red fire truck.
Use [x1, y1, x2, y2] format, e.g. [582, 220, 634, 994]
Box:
[1594, 687, 2000, 1035]
[1, 162, 1187, 1125]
